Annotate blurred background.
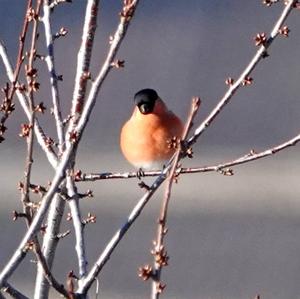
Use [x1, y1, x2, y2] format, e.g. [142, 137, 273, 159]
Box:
[0, 1, 300, 298]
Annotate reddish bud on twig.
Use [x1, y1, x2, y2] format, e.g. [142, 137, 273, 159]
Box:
[19, 123, 32, 138]
[73, 170, 82, 181]
[262, 0, 279, 7]
[68, 130, 78, 143]
[66, 213, 72, 221]
[242, 76, 253, 86]
[29, 80, 40, 92]
[26, 67, 37, 77]
[111, 59, 125, 68]
[279, 25, 290, 37]
[0, 101, 15, 114]
[26, 7, 36, 22]
[35, 54, 46, 61]
[82, 71, 91, 81]
[45, 137, 54, 148]
[254, 32, 267, 46]
[86, 189, 94, 198]
[82, 213, 97, 225]
[156, 282, 166, 294]
[0, 123, 7, 134]
[249, 149, 258, 156]
[120, 0, 135, 20]
[12, 210, 29, 221]
[138, 264, 153, 281]
[35, 102, 46, 113]
[167, 136, 180, 150]
[18, 181, 24, 192]
[218, 168, 234, 176]
[54, 27, 68, 39]
[30, 184, 47, 196]
[225, 77, 234, 86]
[185, 147, 193, 158]
[55, 230, 71, 240]
[23, 240, 35, 252]
[16, 83, 26, 92]
[151, 243, 169, 267]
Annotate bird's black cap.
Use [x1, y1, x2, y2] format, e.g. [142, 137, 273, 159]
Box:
[134, 88, 158, 115]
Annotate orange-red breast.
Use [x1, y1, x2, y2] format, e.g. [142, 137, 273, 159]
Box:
[120, 89, 184, 170]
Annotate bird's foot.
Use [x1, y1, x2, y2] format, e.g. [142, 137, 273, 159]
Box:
[136, 167, 145, 180]
[138, 181, 151, 191]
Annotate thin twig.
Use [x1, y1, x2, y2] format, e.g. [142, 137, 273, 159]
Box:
[0, 41, 58, 167]
[64, 0, 100, 284]
[187, 0, 297, 148]
[66, 176, 88, 281]
[73, 0, 140, 136]
[78, 132, 300, 180]
[22, 0, 43, 225]
[2, 282, 30, 299]
[151, 98, 200, 299]
[42, 0, 64, 151]
[69, 0, 99, 127]
[0, 150, 69, 288]
[0, 0, 32, 135]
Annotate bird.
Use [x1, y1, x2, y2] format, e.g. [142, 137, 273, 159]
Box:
[120, 88, 184, 170]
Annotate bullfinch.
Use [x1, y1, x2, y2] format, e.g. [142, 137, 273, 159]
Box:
[120, 88, 184, 170]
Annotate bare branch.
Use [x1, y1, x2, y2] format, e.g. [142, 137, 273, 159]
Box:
[79, 132, 300, 181]
[0, 148, 70, 287]
[42, 0, 65, 151]
[0, 0, 32, 140]
[74, 0, 140, 136]
[33, 241, 69, 298]
[21, 0, 43, 225]
[151, 98, 201, 299]
[66, 176, 88, 280]
[63, 1, 101, 284]
[69, 0, 99, 126]
[34, 194, 66, 298]
[187, 0, 297, 148]
[0, 41, 58, 168]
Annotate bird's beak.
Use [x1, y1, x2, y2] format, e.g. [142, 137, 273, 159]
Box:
[139, 103, 150, 114]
